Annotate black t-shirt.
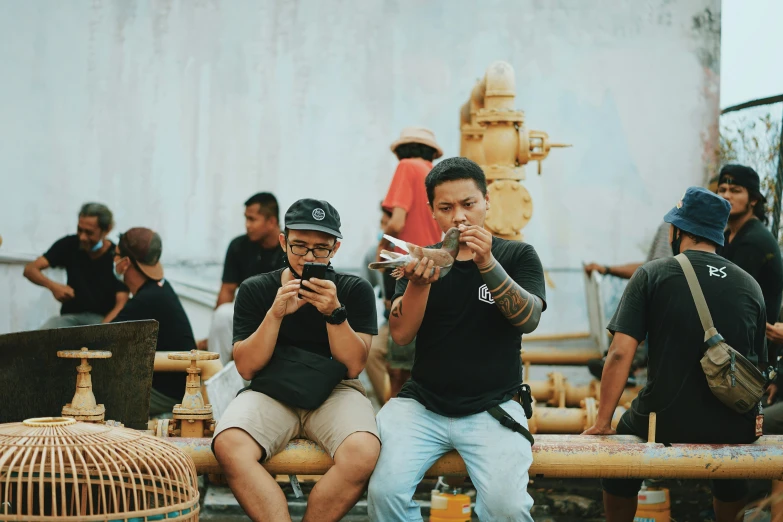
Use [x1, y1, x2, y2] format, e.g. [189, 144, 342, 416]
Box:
[608, 250, 766, 444]
[43, 235, 128, 316]
[394, 237, 547, 417]
[112, 279, 197, 400]
[718, 218, 783, 325]
[233, 267, 378, 359]
[222, 235, 286, 285]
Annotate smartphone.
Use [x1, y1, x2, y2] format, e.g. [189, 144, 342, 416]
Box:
[299, 262, 328, 299]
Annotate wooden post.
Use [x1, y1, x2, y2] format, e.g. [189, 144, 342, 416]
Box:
[648, 412, 657, 444]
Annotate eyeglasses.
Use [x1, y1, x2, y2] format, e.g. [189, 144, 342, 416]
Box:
[286, 240, 333, 258]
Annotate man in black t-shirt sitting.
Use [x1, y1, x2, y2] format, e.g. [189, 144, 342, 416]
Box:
[716, 165, 783, 356]
[110, 227, 198, 416]
[24, 203, 129, 329]
[583, 187, 767, 522]
[200, 192, 286, 364]
[212, 199, 379, 522]
[368, 158, 547, 522]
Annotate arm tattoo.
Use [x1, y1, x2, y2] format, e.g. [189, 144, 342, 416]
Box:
[390, 300, 403, 318]
[478, 258, 542, 334]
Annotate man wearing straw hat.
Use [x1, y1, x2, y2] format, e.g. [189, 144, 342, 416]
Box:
[365, 127, 446, 404]
[379, 126, 444, 255]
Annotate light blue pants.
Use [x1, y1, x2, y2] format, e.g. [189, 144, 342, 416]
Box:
[40, 313, 104, 330]
[367, 397, 534, 522]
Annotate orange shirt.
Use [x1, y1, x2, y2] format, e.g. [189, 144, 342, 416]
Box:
[382, 158, 442, 249]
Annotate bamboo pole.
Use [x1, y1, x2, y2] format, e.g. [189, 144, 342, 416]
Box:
[172, 436, 783, 479]
[523, 332, 591, 342]
[521, 347, 602, 365]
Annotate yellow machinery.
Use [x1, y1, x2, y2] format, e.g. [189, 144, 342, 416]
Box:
[58, 347, 111, 423]
[528, 371, 640, 408]
[151, 350, 220, 438]
[460, 61, 569, 240]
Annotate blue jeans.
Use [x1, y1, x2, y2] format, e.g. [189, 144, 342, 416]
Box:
[367, 397, 534, 522]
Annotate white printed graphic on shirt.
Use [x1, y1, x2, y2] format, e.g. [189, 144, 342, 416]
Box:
[707, 265, 727, 278]
[478, 284, 494, 304]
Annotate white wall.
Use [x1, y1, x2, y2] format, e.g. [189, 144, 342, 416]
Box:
[0, 0, 721, 335]
[0, 259, 62, 334]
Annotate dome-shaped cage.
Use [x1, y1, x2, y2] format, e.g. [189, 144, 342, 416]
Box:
[0, 417, 199, 521]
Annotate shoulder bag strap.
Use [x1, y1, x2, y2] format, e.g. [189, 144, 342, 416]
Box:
[674, 253, 724, 346]
[487, 406, 535, 446]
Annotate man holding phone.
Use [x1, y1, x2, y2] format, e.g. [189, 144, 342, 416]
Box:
[212, 199, 380, 522]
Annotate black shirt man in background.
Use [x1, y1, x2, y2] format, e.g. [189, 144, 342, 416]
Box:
[584, 187, 766, 522]
[199, 192, 286, 364]
[717, 164, 783, 347]
[24, 203, 128, 329]
[111, 227, 197, 416]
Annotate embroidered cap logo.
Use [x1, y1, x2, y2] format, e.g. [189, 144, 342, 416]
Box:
[312, 208, 326, 221]
[676, 191, 686, 209]
[478, 284, 494, 304]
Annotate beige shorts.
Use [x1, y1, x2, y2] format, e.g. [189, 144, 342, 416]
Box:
[212, 379, 379, 460]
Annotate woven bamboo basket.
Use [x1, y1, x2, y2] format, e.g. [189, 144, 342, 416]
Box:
[0, 417, 199, 521]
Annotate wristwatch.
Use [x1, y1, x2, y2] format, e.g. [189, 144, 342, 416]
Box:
[324, 305, 348, 325]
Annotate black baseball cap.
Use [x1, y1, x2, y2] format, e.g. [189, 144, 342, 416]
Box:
[284, 199, 343, 239]
[719, 164, 763, 196]
[663, 187, 731, 246]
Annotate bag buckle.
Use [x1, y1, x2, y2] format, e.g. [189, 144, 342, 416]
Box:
[519, 384, 534, 419]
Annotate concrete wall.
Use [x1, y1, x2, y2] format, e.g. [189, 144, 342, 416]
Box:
[0, 0, 721, 335]
[0, 258, 63, 334]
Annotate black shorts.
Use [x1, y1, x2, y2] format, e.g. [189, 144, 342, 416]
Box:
[601, 411, 749, 503]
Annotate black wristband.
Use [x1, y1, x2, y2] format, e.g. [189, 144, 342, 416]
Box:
[604, 265, 612, 276]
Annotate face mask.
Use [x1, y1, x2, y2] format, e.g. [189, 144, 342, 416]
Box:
[113, 260, 125, 282]
[91, 239, 104, 252]
[670, 229, 682, 256]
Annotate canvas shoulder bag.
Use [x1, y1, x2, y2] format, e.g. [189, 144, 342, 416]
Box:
[674, 253, 765, 414]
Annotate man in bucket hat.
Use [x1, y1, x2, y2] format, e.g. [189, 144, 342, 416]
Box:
[212, 199, 380, 522]
[583, 187, 768, 522]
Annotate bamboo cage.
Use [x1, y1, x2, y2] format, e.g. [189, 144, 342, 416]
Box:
[0, 417, 199, 521]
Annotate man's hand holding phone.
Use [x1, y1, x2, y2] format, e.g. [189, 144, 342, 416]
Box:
[298, 263, 339, 315]
[268, 279, 305, 320]
[300, 277, 340, 316]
